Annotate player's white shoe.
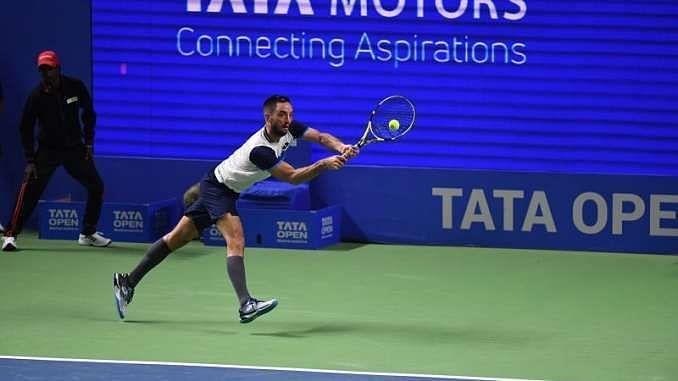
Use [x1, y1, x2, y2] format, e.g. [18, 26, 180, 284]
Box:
[239, 297, 278, 323]
[78, 232, 112, 247]
[2, 236, 17, 252]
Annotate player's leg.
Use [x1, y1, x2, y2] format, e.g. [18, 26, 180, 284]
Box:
[113, 191, 208, 319]
[112, 216, 200, 319]
[128, 215, 200, 286]
[216, 213, 249, 304]
[62, 147, 110, 247]
[216, 213, 278, 323]
[190, 170, 277, 322]
[2, 152, 59, 251]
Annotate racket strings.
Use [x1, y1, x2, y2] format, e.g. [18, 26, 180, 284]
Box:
[371, 97, 415, 140]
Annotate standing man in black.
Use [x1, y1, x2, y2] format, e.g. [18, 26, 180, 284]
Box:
[1, 50, 111, 251]
[0, 79, 5, 234]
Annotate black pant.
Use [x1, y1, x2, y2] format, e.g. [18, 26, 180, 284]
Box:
[5, 146, 104, 237]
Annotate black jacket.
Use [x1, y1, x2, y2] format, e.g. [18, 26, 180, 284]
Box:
[20, 75, 96, 162]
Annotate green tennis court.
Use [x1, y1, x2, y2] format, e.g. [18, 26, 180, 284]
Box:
[1, 233, 676, 381]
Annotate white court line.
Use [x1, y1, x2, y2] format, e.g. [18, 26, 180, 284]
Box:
[0, 355, 546, 381]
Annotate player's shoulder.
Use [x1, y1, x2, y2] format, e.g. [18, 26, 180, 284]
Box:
[249, 145, 279, 170]
[247, 127, 275, 147]
[250, 145, 276, 156]
[289, 120, 308, 138]
[239, 129, 274, 156]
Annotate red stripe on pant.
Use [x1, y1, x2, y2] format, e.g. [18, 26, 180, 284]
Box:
[6, 181, 28, 237]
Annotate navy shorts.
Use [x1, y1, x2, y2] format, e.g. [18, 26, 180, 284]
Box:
[184, 169, 240, 233]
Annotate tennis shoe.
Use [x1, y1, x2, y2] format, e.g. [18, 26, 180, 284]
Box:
[79, 232, 112, 247]
[239, 297, 278, 324]
[2, 236, 17, 252]
[113, 272, 135, 319]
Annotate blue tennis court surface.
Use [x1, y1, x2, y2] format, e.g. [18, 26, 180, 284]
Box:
[0, 357, 544, 381]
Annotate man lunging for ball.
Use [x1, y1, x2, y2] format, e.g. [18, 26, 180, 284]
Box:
[113, 95, 358, 323]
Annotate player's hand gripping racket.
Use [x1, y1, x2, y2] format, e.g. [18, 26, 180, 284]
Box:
[354, 95, 415, 149]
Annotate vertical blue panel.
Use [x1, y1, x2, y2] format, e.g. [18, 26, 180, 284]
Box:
[312, 167, 678, 254]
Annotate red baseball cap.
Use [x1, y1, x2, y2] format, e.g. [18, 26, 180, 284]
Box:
[37, 50, 60, 68]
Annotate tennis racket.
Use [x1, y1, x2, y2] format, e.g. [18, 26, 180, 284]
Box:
[354, 95, 415, 149]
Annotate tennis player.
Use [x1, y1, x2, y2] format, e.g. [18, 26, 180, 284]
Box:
[113, 95, 358, 323]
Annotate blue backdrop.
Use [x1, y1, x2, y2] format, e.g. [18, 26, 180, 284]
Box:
[92, 0, 678, 175]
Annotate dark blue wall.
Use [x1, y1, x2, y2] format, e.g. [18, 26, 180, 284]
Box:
[0, 1, 92, 226]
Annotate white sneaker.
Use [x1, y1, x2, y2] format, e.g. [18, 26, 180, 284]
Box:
[78, 232, 112, 247]
[2, 236, 17, 251]
[239, 297, 278, 323]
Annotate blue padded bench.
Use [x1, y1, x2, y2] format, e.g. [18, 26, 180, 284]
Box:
[237, 180, 310, 210]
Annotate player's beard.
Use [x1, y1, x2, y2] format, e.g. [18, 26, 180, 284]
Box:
[269, 121, 289, 138]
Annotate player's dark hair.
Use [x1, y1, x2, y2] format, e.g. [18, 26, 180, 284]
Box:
[263, 95, 291, 113]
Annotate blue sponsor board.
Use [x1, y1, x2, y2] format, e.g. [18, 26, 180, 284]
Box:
[38, 201, 86, 240]
[39, 199, 178, 242]
[203, 206, 341, 249]
[313, 168, 678, 255]
[99, 199, 177, 242]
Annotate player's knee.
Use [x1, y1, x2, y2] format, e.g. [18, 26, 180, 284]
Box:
[226, 236, 245, 253]
[165, 229, 193, 248]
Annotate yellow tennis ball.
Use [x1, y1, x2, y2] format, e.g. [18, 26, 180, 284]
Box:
[388, 119, 400, 131]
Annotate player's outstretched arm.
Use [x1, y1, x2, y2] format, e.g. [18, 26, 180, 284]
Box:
[269, 156, 346, 185]
[303, 127, 358, 159]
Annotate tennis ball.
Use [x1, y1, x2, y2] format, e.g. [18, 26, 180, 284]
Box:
[388, 119, 400, 131]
